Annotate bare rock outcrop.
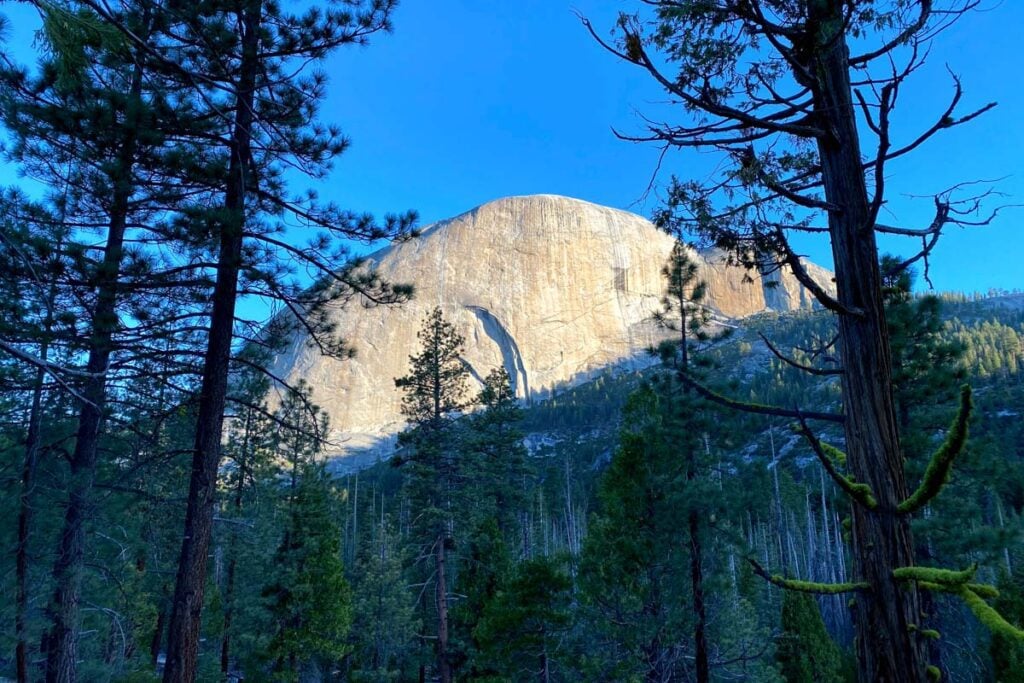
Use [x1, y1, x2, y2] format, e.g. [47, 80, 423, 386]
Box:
[269, 194, 833, 461]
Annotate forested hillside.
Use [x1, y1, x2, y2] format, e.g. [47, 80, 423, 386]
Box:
[4, 279, 1023, 680]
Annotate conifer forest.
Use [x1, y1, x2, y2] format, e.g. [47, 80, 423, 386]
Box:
[2, 1, 1024, 682]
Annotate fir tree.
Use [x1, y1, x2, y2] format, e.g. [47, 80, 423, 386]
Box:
[579, 384, 692, 681]
[262, 388, 352, 680]
[217, 371, 276, 677]
[473, 556, 573, 683]
[653, 239, 713, 370]
[462, 367, 532, 552]
[881, 255, 966, 432]
[450, 517, 512, 679]
[655, 240, 716, 682]
[776, 591, 847, 683]
[349, 518, 419, 682]
[992, 570, 1024, 683]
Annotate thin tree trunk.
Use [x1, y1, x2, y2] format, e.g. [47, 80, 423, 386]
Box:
[17, 361, 47, 683]
[45, 57, 145, 683]
[221, 409, 253, 676]
[17, 221, 62, 683]
[679, 284, 708, 683]
[688, 510, 709, 683]
[150, 595, 167, 667]
[770, 425, 789, 574]
[162, 3, 260, 680]
[435, 537, 451, 683]
[808, 3, 926, 679]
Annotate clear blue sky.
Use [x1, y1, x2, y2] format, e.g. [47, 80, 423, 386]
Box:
[2, 1, 1021, 294]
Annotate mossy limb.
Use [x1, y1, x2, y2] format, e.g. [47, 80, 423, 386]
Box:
[769, 575, 871, 595]
[967, 583, 1000, 599]
[893, 564, 977, 586]
[960, 587, 1024, 642]
[748, 558, 869, 595]
[820, 440, 847, 467]
[898, 385, 972, 514]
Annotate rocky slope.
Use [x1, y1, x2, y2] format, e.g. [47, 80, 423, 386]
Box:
[269, 194, 834, 460]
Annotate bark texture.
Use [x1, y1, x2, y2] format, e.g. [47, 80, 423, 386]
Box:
[808, 2, 927, 680]
[162, 2, 260, 679]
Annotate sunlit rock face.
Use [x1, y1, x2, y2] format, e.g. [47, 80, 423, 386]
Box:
[269, 194, 833, 462]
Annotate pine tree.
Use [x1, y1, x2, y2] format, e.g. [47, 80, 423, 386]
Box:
[0, 6, 195, 677]
[0, 192, 75, 683]
[394, 306, 472, 683]
[143, 2, 412, 676]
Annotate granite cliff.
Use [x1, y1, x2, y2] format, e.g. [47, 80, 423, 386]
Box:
[269, 194, 834, 460]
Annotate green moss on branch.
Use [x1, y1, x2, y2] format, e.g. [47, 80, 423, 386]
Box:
[747, 558, 869, 595]
[960, 587, 1024, 642]
[820, 440, 847, 467]
[898, 385, 972, 514]
[893, 564, 977, 586]
[794, 422, 877, 509]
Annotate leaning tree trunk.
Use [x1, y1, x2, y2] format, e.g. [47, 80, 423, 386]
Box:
[162, 2, 260, 680]
[809, 3, 927, 680]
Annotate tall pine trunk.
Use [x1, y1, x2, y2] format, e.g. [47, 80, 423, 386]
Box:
[162, 3, 260, 679]
[809, 2, 926, 679]
[44, 60, 144, 683]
